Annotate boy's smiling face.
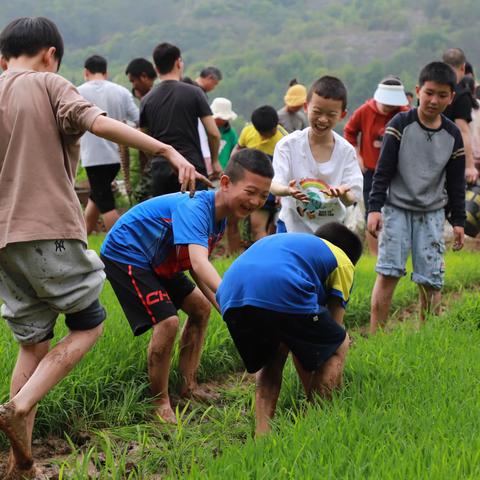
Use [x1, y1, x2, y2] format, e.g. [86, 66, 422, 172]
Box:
[221, 170, 272, 218]
[307, 93, 346, 138]
[416, 81, 454, 120]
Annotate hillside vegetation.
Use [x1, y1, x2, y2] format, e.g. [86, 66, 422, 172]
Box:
[1, 1, 480, 123]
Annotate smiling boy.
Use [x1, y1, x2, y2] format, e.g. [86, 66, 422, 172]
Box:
[271, 76, 363, 233]
[100, 149, 273, 422]
[368, 62, 466, 334]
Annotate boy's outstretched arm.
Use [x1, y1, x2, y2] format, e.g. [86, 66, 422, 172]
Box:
[188, 244, 222, 304]
[90, 115, 212, 194]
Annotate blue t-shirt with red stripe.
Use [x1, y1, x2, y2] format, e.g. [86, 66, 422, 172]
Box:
[216, 233, 354, 316]
[101, 191, 225, 277]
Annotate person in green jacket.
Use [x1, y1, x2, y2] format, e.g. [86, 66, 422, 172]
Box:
[211, 97, 239, 169]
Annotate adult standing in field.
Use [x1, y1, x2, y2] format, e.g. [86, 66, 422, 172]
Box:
[194, 67, 223, 179]
[344, 76, 409, 255]
[195, 66, 222, 95]
[125, 57, 157, 100]
[277, 79, 308, 133]
[78, 55, 139, 234]
[442, 48, 478, 184]
[140, 43, 221, 195]
[0, 17, 206, 479]
[124, 57, 158, 202]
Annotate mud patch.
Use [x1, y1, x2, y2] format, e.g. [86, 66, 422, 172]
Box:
[0, 437, 71, 480]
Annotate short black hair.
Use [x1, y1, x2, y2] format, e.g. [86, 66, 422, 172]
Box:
[307, 76, 347, 110]
[84, 55, 107, 74]
[405, 91, 414, 98]
[251, 105, 278, 134]
[200, 66, 222, 80]
[125, 57, 156, 79]
[152, 42, 181, 75]
[0, 17, 64, 66]
[419, 62, 457, 92]
[224, 148, 274, 183]
[442, 48, 466, 69]
[315, 222, 363, 265]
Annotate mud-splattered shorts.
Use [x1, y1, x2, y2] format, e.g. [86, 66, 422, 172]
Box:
[376, 205, 445, 289]
[0, 240, 106, 344]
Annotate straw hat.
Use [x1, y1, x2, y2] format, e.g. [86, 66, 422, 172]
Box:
[284, 84, 307, 107]
[210, 97, 237, 121]
[373, 80, 408, 107]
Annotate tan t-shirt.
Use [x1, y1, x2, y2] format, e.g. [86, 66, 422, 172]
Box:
[0, 69, 105, 249]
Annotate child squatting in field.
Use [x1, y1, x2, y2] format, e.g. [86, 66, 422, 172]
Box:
[0, 16, 208, 479]
[216, 222, 363, 436]
[100, 149, 274, 423]
[368, 62, 466, 334]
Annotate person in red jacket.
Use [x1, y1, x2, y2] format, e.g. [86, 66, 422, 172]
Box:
[344, 76, 409, 255]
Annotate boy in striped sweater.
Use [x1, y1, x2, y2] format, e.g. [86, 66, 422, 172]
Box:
[368, 62, 466, 334]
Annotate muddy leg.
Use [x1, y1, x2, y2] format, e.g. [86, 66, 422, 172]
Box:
[148, 316, 179, 423]
[370, 274, 400, 334]
[255, 343, 289, 437]
[178, 289, 214, 401]
[1, 325, 103, 470]
[418, 284, 441, 323]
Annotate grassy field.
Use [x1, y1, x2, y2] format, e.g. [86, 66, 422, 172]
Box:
[1, 238, 480, 478]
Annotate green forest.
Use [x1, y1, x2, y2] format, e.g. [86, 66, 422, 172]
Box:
[1, 0, 480, 124]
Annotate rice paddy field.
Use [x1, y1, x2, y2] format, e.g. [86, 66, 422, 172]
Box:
[1, 237, 480, 478]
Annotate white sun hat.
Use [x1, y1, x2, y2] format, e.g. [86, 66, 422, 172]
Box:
[210, 97, 238, 121]
[374, 81, 408, 107]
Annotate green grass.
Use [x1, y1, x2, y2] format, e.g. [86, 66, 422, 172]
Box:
[1, 237, 480, 477]
[56, 292, 480, 478]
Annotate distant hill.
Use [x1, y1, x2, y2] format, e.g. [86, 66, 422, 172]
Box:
[1, 0, 479, 124]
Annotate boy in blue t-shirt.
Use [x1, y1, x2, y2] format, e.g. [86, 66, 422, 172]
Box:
[216, 222, 363, 436]
[101, 149, 273, 423]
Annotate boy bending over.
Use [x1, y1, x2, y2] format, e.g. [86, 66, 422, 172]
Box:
[368, 62, 466, 334]
[100, 149, 273, 423]
[272, 76, 363, 234]
[216, 223, 363, 436]
[0, 17, 206, 479]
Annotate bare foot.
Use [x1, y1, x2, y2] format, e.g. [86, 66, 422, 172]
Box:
[181, 384, 220, 403]
[0, 402, 33, 470]
[5, 462, 39, 480]
[154, 405, 177, 425]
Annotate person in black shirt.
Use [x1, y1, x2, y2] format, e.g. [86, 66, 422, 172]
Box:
[442, 48, 478, 184]
[140, 43, 221, 195]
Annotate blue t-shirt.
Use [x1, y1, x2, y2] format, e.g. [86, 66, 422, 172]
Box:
[216, 233, 354, 316]
[101, 191, 226, 277]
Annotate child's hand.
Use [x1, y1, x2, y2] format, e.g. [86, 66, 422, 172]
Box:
[321, 185, 351, 198]
[288, 180, 310, 203]
[452, 226, 464, 251]
[367, 211, 383, 238]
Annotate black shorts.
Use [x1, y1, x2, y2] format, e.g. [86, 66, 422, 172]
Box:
[86, 163, 121, 213]
[101, 256, 196, 336]
[223, 306, 346, 373]
[151, 157, 208, 196]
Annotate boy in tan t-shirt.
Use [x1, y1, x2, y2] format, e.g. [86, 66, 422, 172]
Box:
[0, 17, 209, 479]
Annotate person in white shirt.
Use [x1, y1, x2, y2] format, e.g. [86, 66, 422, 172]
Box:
[271, 76, 363, 234]
[78, 55, 139, 233]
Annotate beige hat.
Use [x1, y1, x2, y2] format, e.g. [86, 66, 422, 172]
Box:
[284, 84, 307, 107]
[210, 97, 237, 121]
